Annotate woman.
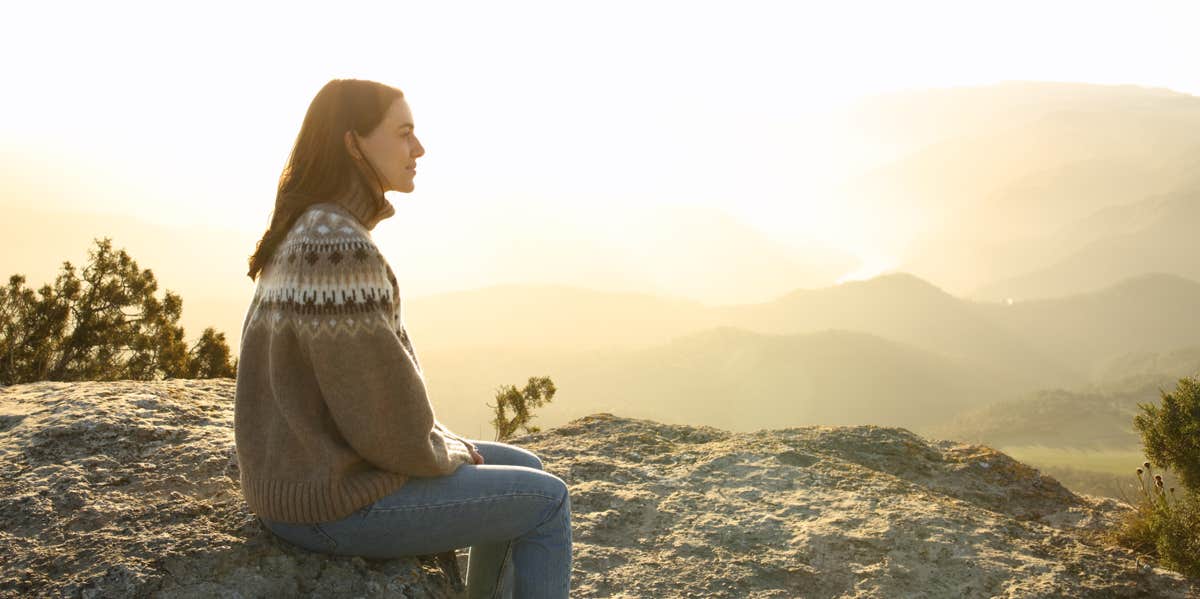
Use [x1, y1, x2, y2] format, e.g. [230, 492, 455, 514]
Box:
[234, 78, 572, 599]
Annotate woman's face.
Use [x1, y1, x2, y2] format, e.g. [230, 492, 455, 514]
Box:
[346, 96, 425, 193]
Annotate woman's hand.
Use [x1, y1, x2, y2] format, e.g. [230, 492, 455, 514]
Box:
[467, 445, 485, 465]
[457, 438, 484, 464]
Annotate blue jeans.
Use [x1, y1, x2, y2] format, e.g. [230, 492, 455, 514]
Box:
[259, 440, 572, 599]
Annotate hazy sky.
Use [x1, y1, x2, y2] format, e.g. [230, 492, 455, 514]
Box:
[3, 0, 1199, 272]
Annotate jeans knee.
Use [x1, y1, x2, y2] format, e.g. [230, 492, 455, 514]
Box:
[527, 453, 545, 471]
[534, 475, 571, 529]
[511, 446, 543, 470]
[547, 474, 569, 507]
[480, 441, 544, 471]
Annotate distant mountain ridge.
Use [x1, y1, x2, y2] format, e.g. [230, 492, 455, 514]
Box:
[972, 189, 1200, 301]
[415, 271, 1200, 443]
[974, 272, 1200, 374]
[838, 81, 1200, 295]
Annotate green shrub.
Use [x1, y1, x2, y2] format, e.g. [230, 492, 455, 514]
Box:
[1134, 376, 1200, 493]
[487, 376, 556, 441]
[1108, 375, 1200, 579]
[1108, 461, 1200, 578]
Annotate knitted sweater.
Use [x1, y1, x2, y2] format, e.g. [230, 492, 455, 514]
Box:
[234, 188, 474, 524]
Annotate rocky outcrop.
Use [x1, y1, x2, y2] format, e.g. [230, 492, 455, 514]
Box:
[1, 379, 1196, 598]
[557, 415, 1196, 597]
[0, 380, 462, 598]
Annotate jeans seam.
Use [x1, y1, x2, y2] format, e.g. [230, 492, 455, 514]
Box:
[365, 491, 560, 514]
[311, 522, 339, 552]
[491, 540, 513, 599]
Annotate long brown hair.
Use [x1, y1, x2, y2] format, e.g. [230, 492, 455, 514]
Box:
[246, 78, 403, 281]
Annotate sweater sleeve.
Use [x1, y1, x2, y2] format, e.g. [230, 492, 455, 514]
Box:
[435, 420, 477, 450]
[289, 237, 473, 478]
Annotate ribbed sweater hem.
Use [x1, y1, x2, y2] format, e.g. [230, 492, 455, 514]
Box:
[243, 470, 409, 524]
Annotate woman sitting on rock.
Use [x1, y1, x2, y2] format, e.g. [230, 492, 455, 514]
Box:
[234, 77, 573, 599]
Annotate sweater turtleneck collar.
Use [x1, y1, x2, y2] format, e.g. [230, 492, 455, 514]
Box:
[331, 161, 396, 231]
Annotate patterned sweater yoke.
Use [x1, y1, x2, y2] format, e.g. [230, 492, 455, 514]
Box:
[234, 202, 474, 524]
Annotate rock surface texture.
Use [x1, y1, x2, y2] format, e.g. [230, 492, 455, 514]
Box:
[1, 379, 1197, 598]
[0, 380, 463, 598]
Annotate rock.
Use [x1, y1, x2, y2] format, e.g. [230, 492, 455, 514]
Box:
[0, 379, 463, 598]
[2, 384, 1197, 598]
[523, 413, 1197, 597]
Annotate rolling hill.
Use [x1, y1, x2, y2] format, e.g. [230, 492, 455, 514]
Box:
[971, 188, 1200, 301]
[419, 325, 1027, 438]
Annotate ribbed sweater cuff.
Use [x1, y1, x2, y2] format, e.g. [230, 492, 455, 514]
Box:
[243, 471, 408, 524]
